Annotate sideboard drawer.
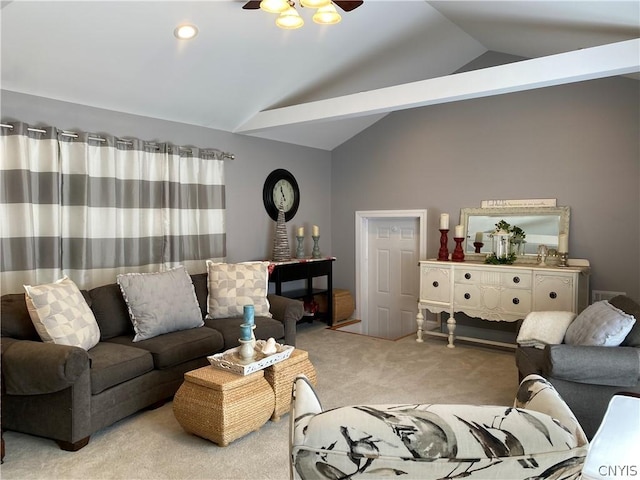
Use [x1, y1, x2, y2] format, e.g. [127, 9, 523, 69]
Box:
[419, 266, 450, 304]
[453, 285, 482, 309]
[454, 268, 531, 289]
[533, 272, 575, 312]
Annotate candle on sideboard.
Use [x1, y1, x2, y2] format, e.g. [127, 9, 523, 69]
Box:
[558, 234, 569, 253]
[312, 225, 319, 236]
[475, 231, 483, 243]
[454, 225, 464, 238]
[297, 227, 304, 237]
[440, 213, 449, 230]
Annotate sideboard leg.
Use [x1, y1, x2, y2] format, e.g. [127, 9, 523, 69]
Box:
[446, 314, 456, 348]
[416, 309, 424, 343]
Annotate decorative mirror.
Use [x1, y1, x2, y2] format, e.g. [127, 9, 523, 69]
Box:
[460, 206, 570, 262]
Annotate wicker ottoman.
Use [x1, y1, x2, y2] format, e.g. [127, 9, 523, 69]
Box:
[264, 349, 317, 421]
[173, 366, 275, 446]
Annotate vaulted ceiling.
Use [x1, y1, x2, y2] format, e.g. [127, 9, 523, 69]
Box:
[1, 1, 638, 150]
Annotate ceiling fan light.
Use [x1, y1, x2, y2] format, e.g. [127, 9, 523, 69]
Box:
[300, 0, 331, 8]
[260, 0, 289, 14]
[276, 6, 304, 29]
[313, 4, 341, 24]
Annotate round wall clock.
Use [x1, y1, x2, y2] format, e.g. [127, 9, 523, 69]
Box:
[263, 169, 300, 222]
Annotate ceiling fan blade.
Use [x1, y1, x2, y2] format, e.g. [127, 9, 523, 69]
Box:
[242, 1, 262, 9]
[333, 1, 363, 12]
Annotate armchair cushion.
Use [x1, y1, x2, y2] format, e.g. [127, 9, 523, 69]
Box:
[1, 339, 89, 395]
[545, 344, 640, 387]
[564, 300, 635, 347]
[610, 295, 640, 347]
[290, 374, 587, 480]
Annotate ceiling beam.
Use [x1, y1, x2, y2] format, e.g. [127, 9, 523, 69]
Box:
[235, 39, 640, 134]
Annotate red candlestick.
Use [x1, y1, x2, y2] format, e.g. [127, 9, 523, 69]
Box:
[438, 229, 449, 261]
[473, 242, 484, 254]
[452, 237, 465, 262]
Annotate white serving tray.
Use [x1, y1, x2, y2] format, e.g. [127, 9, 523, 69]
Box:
[208, 340, 294, 375]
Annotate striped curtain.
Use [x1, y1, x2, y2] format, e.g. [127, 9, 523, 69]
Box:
[1, 122, 226, 294]
[0, 123, 62, 289]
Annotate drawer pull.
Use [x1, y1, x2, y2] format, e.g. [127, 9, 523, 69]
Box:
[464, 273, 471, 280]
[512, 298, 520, 305]
[464, 293, 471, 300]
[549, 292, 557, 299]
[513, 276, 520, 284]
[432, 281, 439, 288]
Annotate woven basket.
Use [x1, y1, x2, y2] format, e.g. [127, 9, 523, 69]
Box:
[314, 289, 355, 325]
[264, 349, 317, 421]
[173, 367, 274, 446]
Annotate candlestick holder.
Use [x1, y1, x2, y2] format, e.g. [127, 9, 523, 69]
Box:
[238, 338, 255, 362]
[438, 229, 449, 261]
[312, 235, 321, 259]
[558, 252, 569, 267]
[295, 235, 305, 258]
[452, 237, 465, 262]
[473, 242, 484, 254]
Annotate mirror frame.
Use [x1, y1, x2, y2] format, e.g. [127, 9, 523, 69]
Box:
[460, 206, 570, 263]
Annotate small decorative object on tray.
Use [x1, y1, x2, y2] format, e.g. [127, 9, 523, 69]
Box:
[208, 338, 294, 375]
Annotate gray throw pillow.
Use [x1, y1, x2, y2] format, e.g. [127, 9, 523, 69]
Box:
[117, 266, 203, 342]
[610, 295, 640, 347]
[564, 300, 636, 347]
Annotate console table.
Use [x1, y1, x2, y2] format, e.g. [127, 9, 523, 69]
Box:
[268, 258, 335, 324]
[416, 259, 590, 348]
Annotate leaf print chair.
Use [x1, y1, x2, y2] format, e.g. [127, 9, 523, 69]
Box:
[290, 374, 588, 480]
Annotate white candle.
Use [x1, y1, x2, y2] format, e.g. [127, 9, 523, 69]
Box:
[558, 234, 569, 253]
[454, 225, 464, 238]
[312, 225, 319, 237]
[297, 227, 304, 237]
[475, 232, 483, 243]
[440, 213, 449, 230]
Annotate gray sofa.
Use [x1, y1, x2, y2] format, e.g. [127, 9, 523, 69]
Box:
[515, 295, 640, 439]
[0, 272, 304, 451]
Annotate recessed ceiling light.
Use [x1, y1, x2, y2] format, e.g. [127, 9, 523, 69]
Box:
[174, 24, 198, 40]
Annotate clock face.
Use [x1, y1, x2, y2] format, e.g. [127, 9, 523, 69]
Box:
[273, 179, 295, 212]
[263, 169, 300, 222]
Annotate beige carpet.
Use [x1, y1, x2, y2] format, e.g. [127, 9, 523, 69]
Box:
[1, 322, 518, 480]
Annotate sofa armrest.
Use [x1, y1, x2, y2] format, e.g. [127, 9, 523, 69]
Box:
[545, 344, 640, 387]
[267, 294, 304, 347]
[1, 337, 90, 395]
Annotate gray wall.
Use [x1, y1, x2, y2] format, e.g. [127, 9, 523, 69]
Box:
[1, 90, 332, 267]
[3, 75, 640, 304]
[331, 77, 640, 302]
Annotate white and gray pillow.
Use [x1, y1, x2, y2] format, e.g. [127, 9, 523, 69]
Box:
[206, 261, 271, 319]
[564, 300, 636, 347]
[24, 276, 100, 350]
[117, 266, 203, 342]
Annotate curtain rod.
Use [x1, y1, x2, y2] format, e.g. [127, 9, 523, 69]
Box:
[0, 123, 235, 160]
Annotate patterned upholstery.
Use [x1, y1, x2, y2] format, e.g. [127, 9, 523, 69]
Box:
[206, 261, 272, 319]
[290, 374, 588, 480]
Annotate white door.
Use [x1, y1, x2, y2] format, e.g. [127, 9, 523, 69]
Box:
[367, 217, 420, 339]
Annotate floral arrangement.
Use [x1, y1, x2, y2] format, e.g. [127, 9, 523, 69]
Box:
[484, 219, 526, 264]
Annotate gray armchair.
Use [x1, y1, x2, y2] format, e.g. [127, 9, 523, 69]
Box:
[515, 295, 640, 439]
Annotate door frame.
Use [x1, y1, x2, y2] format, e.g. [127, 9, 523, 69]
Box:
[354, 209, 428, 335]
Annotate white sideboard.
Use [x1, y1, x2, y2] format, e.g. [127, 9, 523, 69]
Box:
[416, 259, 590, 348]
